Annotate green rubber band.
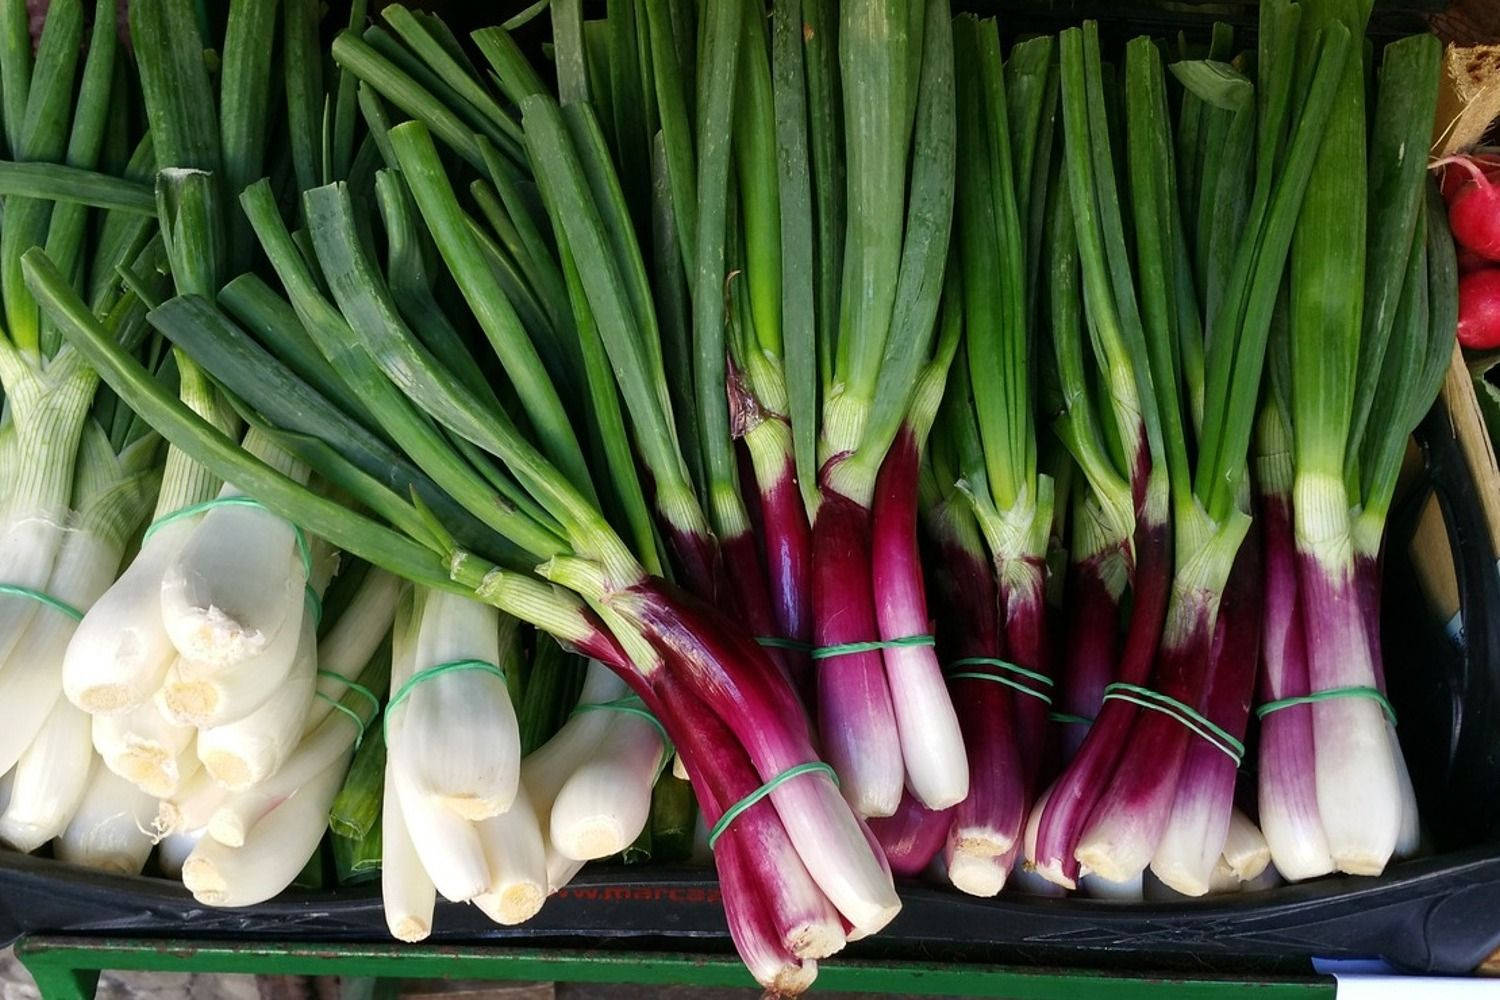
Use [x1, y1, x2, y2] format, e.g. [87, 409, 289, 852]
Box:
[571, 695, 675, 781]
[303, 586, 322, 629]
[707, 761, 838, 849]
[144, 496, 313, 581]
[383, 658, 507, 741]
[948, 671, 1053, 706]
[1049, 712, 1094, 725]
[755, 636, 813, 652]
[810, 634, 934, 660]
[947, 656, 1054, 687]
[316, 670, 382, 719]
[0, 583, 83, 622]
[316, 692, 372, 749]
[1256, 685, 1397, 725]
[1101, 682, 1245, 764]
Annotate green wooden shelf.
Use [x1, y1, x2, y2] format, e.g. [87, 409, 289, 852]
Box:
[13, 935, 1337, 999]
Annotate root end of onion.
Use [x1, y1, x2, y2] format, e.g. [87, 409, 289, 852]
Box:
[200, 752, 253, 792]
[439, 794, 504, 822]
[475, 883, 546, 925]
[560, 819, 626, 860]
[390, 917, 432, 943]
[787, 922, 846, 961]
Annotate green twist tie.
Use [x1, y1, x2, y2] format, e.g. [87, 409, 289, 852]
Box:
[811, 634, 934, 660]
[1102, 682, 1245, 764]
[316, 670, 382, 719]
[316, 692, 374, 749]
[755, 636, 813, 652]
[1049, 712, 1094, 725]
[946, 657, 1054, 705]
[707, 761, 838, 850]
[383, 658, 507, 741]
[144, 496, 314, 581]
[0, 583, 83, 622]
[1256, 685, 1397, 725]
[572, 694, 675, 780]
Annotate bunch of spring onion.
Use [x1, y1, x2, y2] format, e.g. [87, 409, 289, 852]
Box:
[22, 2, 902, 990]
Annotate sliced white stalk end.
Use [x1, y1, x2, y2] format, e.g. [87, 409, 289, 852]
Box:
[1207, 857, 1243, 894]
[382, 762, 435, 942]
[156, 829, 203, 879]
[0, 701, 94, 852]
[474, 783, 548, 925]
[197, 618, 317, 790]
[55, 764, 157, 875]
[1222, 809, 1272, 882]
[156, 767, 227, 840]
[182, 753, 344, 907]
[550, 713, 663, 862]
[93, 701, 195, 798]
[944, 848, 1008, 897]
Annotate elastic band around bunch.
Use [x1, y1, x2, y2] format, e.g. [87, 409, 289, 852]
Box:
[144, 496, 314, 580]
[1256, 685, 1397, 725]
[316, 692, 374, 749]
[1101, 681, 1245, 764]
[383, 658, 507, 741]
[755, 636, 813, 652]
[945, 656, 1053, 705]
[707, 761, 838, 849]
[303, 587, 323, 629]
[811, 634, 934, 660]
[1048, 712, 1093, 725]
[0, 583, 83, 622]
[316, 670, 383, 719]
[571, 694, 675, 779]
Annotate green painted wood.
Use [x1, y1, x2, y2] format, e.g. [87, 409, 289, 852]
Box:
[14, 935, 1337, 999]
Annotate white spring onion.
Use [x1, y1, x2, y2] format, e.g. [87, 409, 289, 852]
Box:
[381, 762, 434, 942]
[159, 427, 310, 673]
[154, 766, 227, 840]
[1222, 808, 1272, 883]
[390, 587, 518, 821]
[155, 829, 203, 880]
[62, 365, 236, 714]
[91, 700, 195, 797]
[181, 754, 346, 907]
[195, 540, 339, 788]
[55, 762, 156, 875]
[473, 781, 548, 925]
[549, 706, 665, 861]
[0, 699, 93, 852]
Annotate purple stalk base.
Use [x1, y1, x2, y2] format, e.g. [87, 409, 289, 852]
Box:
[1151, 531, 1263, 895]
[1000, 556, 1052, 789]
[1295, 537, 1402, 875]
[623, 575, 900, 931]
[1255, 492, 1332, 881]
[872, 429, 968, 811]
[718, 527, 791, 679]
[660, 522, 722, 606]
[1028, 518, 1171, 887]
[1059, 554, 1122, 762]
[754, 447, 814, 689]
[812, 482, 904, 818]
[926, 513, 1026, 866]
[1074, 588, 1217, 884]
[866, 791, 952, 877]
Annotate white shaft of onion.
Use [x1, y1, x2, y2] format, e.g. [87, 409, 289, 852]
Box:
[55, 761, 156, 875]
[159, 428, 310, 672]
[63, 521, 199, 714]
[304, 569, 401, 733]
[545, 844, 586, 893]
[158, 553, 307, 727]
[0, 699, 93, 851]
[156, 829, 203, 879]
[1294, 472, 1401, 875]
[1222, 808, 1271, 882]
[92, 700, 195, 798]
[155, 766, 226, 839]
[197, 615, 317, 790]
[181, 753, 346, 907]
[473, 781, 548, 925]
[1392, 731, 1420, 859]
[1150, 743, 1237, 897]
[0, 366, 96, 667]
[1080, 872, 1145, 900]
[392, 761, 490, 903]
[391, 588, 518, 820]
[521, 662, 623, 855]
[207, 673, 377, 846]
[381, 762, 435, 942]
[550, 709, 664, 862]
[1208, 857, 1243, 894]
[0, 767, 11, 813]
[0, 528, 128, 774]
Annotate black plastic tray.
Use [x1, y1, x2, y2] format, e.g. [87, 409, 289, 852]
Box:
[3, 402, 1497, 976]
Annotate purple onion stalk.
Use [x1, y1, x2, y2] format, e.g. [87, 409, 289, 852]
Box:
[1058, 508, 1127, 761]
[1150, 527, 1263, 896]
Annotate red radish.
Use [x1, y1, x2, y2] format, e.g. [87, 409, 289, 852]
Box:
[1433, 156, 1500, 261]
[1459, 247, 1492, 274]
[1439, 153, 1500, 201]
[1458, 268, 1500, 349]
